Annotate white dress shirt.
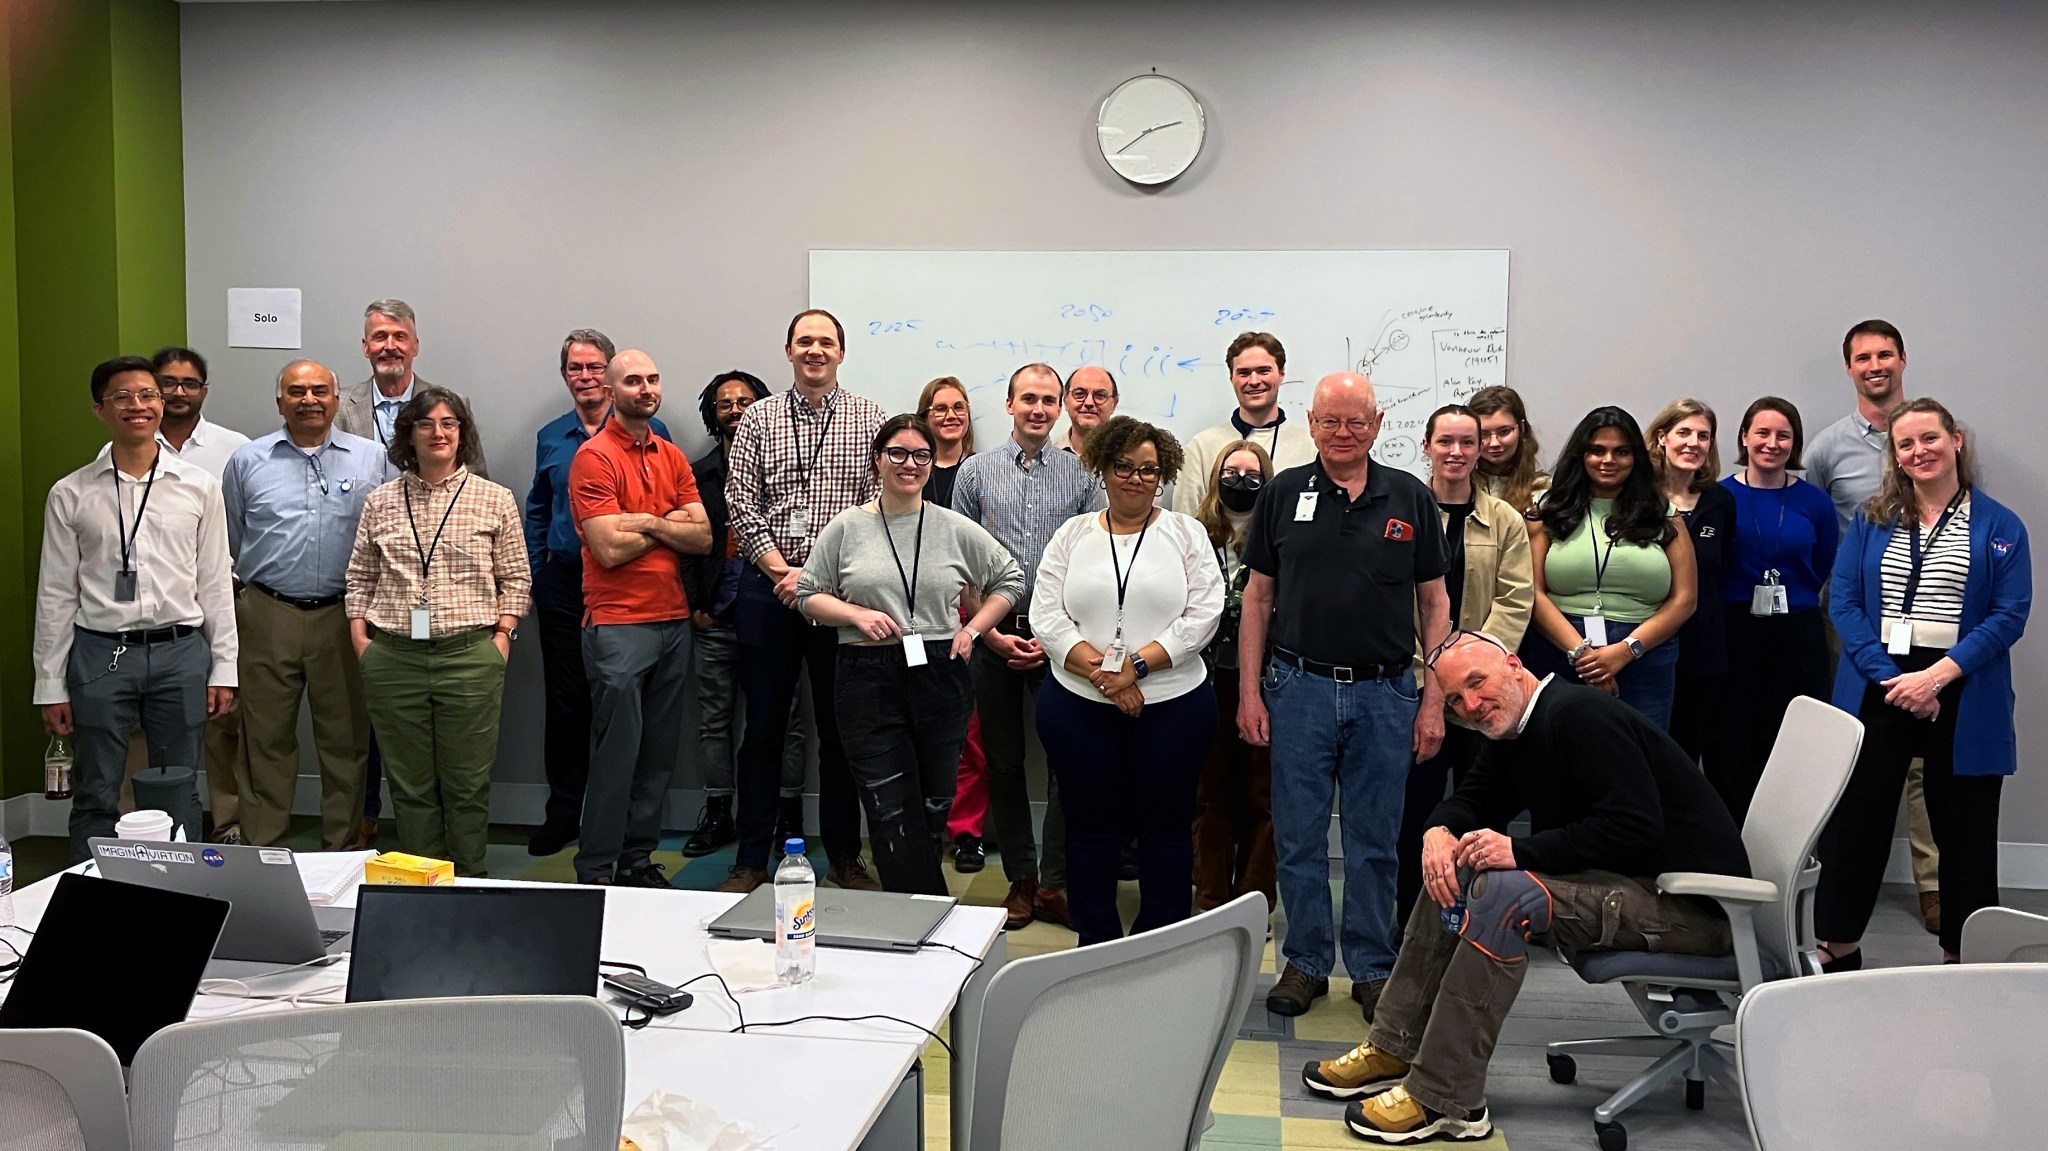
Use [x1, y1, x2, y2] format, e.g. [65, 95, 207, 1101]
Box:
[33, 448, 240, 703]
[1031, 508, 1224, 704]
[96, 417, 252, 480]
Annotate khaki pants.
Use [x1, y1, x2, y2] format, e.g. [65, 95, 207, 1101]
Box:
[1370, 871, 1733, 1120]
[237, 591, 370, 849]
[1906, 761, 1940, 893]
[360, 627, 506, 877]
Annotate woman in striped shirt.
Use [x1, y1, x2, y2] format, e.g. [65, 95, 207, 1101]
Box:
[1817, 398, 2031, 968]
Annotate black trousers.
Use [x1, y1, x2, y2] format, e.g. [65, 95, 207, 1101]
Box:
[1815, 648, 2003, 956]
[1708, 609, 1830, 826]
[1037, 677, 1217, 947]
[1395, 723, 1486, 928]
[734, 566, 860, 870]
[972, 643, 1065, 888]
[1669, 672, 1722, 765]
[835, 643, 975, 895]
[533, 557, 592, 831]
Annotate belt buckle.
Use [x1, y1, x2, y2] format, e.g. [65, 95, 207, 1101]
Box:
[1332, 664, 1356, 684]
[1012, 614, 1030, 633]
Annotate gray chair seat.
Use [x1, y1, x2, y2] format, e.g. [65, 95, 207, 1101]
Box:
[1568, 944, 1795, 985]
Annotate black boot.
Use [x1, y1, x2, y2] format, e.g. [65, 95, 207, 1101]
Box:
[775, 795, 808, 844]
[682, 796, 736, 858]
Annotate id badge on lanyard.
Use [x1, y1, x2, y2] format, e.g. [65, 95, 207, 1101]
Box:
[1751, 569, 1789, 617]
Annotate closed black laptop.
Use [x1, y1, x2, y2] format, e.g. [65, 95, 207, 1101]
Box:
[344, 885, 605, 1003]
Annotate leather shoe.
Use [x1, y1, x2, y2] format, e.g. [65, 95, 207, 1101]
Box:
[1002, 878, 1037, 931]
[527, 818, 578, 857]
[683, 797, 736, 858]
[827, 857, 883, 892]
[1351, 976, 1388, 1023]
[342, 818, 378, 851]
[716, 865, 769, 894]
[1266, 964, 1329, 1016]
[952, 834, 986, 874]
[1920, 890, 1941, 936]
[1033, 886, 1073, 929]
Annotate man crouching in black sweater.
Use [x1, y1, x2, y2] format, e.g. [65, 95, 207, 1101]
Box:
[1303, 632, 1749, 1144]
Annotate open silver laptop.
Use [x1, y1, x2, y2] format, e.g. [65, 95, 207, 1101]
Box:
[706, 886, 955, 952]
[89, 838, 353, 973]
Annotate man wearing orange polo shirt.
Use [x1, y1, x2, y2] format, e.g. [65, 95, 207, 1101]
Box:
[570, 349, 711, 886]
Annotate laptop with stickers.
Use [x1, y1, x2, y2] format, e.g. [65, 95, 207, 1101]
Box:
[89, 838, 353, 971]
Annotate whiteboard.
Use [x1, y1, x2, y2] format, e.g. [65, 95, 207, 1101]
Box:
[809, 250, 1510, 475]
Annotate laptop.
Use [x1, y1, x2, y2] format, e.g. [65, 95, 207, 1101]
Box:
[706, 886, 955, 952]
[0, 873, 230, 1064]
[345, 885, 605, 1003]
[89, 838, 354, 972]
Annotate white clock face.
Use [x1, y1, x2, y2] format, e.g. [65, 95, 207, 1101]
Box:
[1097, 74, 1205, 186]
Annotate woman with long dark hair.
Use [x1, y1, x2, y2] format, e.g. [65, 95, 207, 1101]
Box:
[1522, 406, 1696, 729]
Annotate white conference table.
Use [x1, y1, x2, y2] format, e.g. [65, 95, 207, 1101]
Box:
[5, 869, 1010, 1150]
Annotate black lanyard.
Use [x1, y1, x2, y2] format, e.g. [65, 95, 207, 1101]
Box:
[1108, 510, 1153, 633]
[1590, 516, 1618, 606]
[403, 474, 470, 598]
[880, 501, 926, 622]
[790, 390, 836, 498]
[1744, 470, 1790, 569]
[1903, 489, 1966, 617]
[113, 450, 162, 575]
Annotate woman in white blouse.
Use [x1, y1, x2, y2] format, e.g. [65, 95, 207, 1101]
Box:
[1032, 416, 1224, 946]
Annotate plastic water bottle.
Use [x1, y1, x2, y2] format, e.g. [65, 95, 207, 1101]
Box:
[1441, 866, 1474, 935]
[773, 837, 816, 986]
[0, 825, 14, 929]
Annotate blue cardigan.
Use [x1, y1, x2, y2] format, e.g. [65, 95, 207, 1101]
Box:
[1829, 490, 2032, 776]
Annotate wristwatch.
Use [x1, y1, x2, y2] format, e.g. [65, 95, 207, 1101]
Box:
[1132, 655, 1151, 680]
[1623, 637, 1645, 661]
[496, 624, 519, 641]
[1568, 640, 1594, 662]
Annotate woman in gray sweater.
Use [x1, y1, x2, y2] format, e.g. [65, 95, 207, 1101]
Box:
[798, 414, 1025, 894]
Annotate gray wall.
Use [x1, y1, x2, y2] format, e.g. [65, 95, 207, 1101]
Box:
[180, 1, 2048, 842]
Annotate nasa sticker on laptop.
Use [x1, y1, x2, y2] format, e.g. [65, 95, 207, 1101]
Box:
[201, 848, 226, 868]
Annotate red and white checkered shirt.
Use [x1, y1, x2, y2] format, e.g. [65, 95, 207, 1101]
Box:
[726, 386, 885, 567]
[345, 467, 533, 636]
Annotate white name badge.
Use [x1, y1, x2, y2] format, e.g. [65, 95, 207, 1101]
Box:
[410, 607, 432, 640]
[1100, 641, 1127, 674]
[1750, 584, 1789, 617]
[1583, 614, 1609, 648]
[1889, 619, 1914, 656]
[902, 633, 928, 667]
[1294, 491, 1319, 522]
[1772, 584, 1789, 615]
[790, 506, 809, 536]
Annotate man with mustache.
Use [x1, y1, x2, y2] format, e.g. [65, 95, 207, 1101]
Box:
[569, 349, 709, 887]
[1805, 318, 1942, 936]
[521, 329, 670, 857]
[1173, 331, 1316, 515]
[219, 360, 385, 849]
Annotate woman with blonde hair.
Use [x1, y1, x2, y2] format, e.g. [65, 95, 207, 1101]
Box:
[1190, 438, 1276, 914]
[1468, 385, 1549, 514]
[1647, 398, 1735, 767]
[916, 376, 975, 509]
[1817, 398, 2029, 969]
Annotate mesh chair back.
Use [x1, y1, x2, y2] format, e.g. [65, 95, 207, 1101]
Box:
[1739, 964, 2048, 1149]
[1961, 906, 2048, 963]
[968, 893, 1266, 1151]
[1739, 695, 1863, 968]
[0, 1028, 130, 1151]
[127, 996, 622, 1151]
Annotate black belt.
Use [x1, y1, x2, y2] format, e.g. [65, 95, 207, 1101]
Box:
[998, 613, 1033, 639]
[251, 582, 345, 610]
[1271, 646, 1406, 684]
[80, 624, 198, 645]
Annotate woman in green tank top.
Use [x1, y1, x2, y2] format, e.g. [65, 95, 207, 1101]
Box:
[1522, 406, 1697, 730]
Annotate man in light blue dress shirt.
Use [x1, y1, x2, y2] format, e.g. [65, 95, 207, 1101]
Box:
[221, 360, 386, 849]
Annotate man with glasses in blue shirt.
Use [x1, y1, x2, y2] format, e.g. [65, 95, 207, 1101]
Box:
[220, 360, 386, 850]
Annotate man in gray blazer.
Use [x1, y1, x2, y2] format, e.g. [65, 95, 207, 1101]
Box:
[338, 298, 489, 480]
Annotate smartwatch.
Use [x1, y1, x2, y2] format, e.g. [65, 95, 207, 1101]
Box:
[1623, 636, 1646, 661]
[1131, 655, 1151, 680]
[964, 626, 982, 644]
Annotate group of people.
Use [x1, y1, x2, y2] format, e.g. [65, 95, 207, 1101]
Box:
[28, 307, 2031, 1141]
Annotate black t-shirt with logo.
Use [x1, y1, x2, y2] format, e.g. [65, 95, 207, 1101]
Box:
[1242, 456, 1451, 668]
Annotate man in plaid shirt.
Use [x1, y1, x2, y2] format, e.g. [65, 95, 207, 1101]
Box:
[717, 309, 885, 893]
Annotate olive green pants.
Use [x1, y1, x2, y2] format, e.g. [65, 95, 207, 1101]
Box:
[360, 627, 505, 877]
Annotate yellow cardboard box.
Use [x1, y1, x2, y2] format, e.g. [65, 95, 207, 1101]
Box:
[364, 851, 456, 886]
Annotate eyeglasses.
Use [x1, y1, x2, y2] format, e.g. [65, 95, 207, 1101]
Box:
[1219, 469, 1263, 489]
[156, 378, 206, 393]
[924, 402, 969, 417]
[104, 389, 162, 408]
[1312, 416, 1372, 435]
[713, 398, 753, 413]
[415, 418, 463, 434]
[1425, 628, 1510, 668]
[565, 364, 607, 378]
[882, 446, 935, 466]
[1111, 460, 1162, 482]
[1068, 389, 1114, 406]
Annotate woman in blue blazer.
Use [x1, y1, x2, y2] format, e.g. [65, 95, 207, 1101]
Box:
[1816, 398, 2030, 968]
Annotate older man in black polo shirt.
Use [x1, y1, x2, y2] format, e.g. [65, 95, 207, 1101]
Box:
[1240, 371, 1453, 1020]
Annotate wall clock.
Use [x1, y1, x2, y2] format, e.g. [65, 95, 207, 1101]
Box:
[1096, 73, 1206, 186]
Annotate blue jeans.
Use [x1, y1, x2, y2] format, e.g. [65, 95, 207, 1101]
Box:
[1264, 660, 1420, 983]
[1518, 615, 1681, 732]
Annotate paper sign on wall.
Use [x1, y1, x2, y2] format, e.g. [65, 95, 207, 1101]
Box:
[227, 288, 303, 349]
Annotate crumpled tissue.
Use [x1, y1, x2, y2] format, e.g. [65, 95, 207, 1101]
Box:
[619, 1090, 772, 1151]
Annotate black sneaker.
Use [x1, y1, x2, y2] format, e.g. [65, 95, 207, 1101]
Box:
[682, 797, 735, 858]
[615, 861, 681, 890]
[952, 834, 986, 874]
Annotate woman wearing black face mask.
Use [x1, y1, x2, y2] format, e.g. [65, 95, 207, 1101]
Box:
[1192, 441, 1278, 915]
[1392, 405, 1535, 928]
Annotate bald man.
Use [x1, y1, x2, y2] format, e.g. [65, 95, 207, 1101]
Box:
[1301, 632, 1748, 1144]
[1240, 372, 1454, 1020]
[569, 349, 710, 887]
[220, 360, 385, 847]
[1061, 364, 1119, 456]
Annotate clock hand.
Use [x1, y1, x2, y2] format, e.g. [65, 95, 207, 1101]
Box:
[1114, 119, 1185, 155]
